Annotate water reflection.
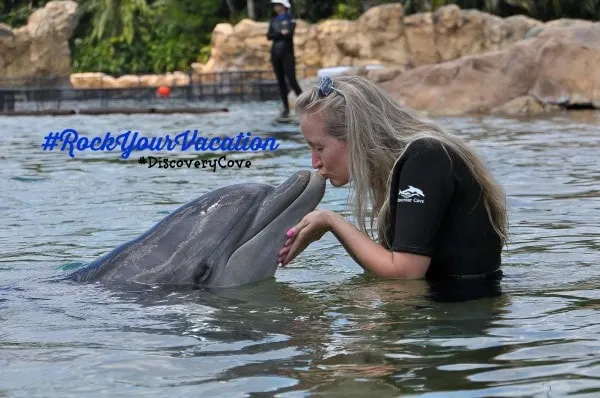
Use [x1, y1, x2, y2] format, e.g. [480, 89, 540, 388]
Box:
[262, 278, 507, 396]
[51, 275, 506, 396]
[1, 105, 600, 396]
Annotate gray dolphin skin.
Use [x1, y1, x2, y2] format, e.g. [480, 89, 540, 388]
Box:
[68, 170, 326, 288]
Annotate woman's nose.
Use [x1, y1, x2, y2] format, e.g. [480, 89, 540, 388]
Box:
[311, 152, 322, 169]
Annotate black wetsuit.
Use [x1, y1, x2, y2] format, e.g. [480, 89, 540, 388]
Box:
[267, 11, 302, 114]
[384, 137, 503, 280]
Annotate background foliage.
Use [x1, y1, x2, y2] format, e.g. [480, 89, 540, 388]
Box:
[0, 0, 598, 75]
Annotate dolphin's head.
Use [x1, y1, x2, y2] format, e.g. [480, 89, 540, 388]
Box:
[71, 170, 326, 288]
[202, 169, 326, 287]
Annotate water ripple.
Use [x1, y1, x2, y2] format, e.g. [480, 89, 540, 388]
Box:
[1, 105, 599, 396]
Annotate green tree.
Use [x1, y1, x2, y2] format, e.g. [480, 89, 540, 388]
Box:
[71, 0, 222, 74]
[0, 0, 51, 26]
[5, 0, 595, 76]
[77, 0, 151, 44]
[398, 0, 599, 20]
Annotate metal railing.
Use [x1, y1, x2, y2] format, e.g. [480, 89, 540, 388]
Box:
[0, 66, 320, 114]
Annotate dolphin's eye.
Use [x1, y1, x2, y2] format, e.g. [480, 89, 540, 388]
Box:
[194, 262, 211, 285]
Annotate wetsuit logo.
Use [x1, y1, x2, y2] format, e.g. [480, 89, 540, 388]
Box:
[398, 185, 425, 204]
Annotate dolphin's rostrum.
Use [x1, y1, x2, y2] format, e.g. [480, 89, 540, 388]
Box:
[68, 170, 326, 287]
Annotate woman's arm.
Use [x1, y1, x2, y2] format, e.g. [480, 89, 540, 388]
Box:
[280, 16, 296, 38]
[266, 20, 283, 40]
[328, 211, 431, 279]
[278, 210, 430, 279]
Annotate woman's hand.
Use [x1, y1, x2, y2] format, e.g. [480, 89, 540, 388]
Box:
[278, 210, 333, 266]
[278, 207, 431, 279]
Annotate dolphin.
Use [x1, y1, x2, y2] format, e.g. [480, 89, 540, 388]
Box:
[67, 170, 325, 288]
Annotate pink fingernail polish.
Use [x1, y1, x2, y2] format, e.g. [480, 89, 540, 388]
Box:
[286, 229, 295, 237]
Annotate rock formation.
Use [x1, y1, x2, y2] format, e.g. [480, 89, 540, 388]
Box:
[191, 4, 542, 74]
[0, 0, 80, 84]
[377, 21, 600, 116]
[1, 1, 598, 116]
[0, 22, 14, 37]
[69, 71, 191, 89]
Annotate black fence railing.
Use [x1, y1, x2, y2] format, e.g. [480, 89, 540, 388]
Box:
[0, 67, 320, 115]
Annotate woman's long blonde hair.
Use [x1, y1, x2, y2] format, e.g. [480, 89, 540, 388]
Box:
[295, 75, 508, 247]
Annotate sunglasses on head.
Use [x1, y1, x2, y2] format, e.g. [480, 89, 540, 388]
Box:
[317, 76, 344, 98]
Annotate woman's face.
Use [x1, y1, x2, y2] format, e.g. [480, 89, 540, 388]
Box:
[273, 4, 285, 14]
[300, 112, 349, 187]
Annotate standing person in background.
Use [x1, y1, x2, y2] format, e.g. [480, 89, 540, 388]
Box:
[267, 0, 303, 120]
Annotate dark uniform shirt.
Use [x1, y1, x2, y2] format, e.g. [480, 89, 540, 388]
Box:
[385, 137, 503, 279]
[266, 12, 296, 58]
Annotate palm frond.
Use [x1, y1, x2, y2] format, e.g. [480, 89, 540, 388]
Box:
[504, 0, 533, 12]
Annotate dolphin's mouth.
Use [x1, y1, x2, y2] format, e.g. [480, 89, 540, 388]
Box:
[207, 170, 326, 287]
[239, 170, 316, 239]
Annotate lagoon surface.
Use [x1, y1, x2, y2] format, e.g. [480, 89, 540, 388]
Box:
[1, 101, 599, 397]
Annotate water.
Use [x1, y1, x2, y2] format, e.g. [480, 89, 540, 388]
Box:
[1, 102, 599, 397]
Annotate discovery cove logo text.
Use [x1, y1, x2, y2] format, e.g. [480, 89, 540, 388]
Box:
[41, 128, 280, 160]
[398, 185, 425, 204]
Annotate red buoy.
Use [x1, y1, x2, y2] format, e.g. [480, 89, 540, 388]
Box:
[157, 85, 171, 98]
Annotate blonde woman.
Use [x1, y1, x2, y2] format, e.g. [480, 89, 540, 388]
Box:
[277, 75, 508, 280]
